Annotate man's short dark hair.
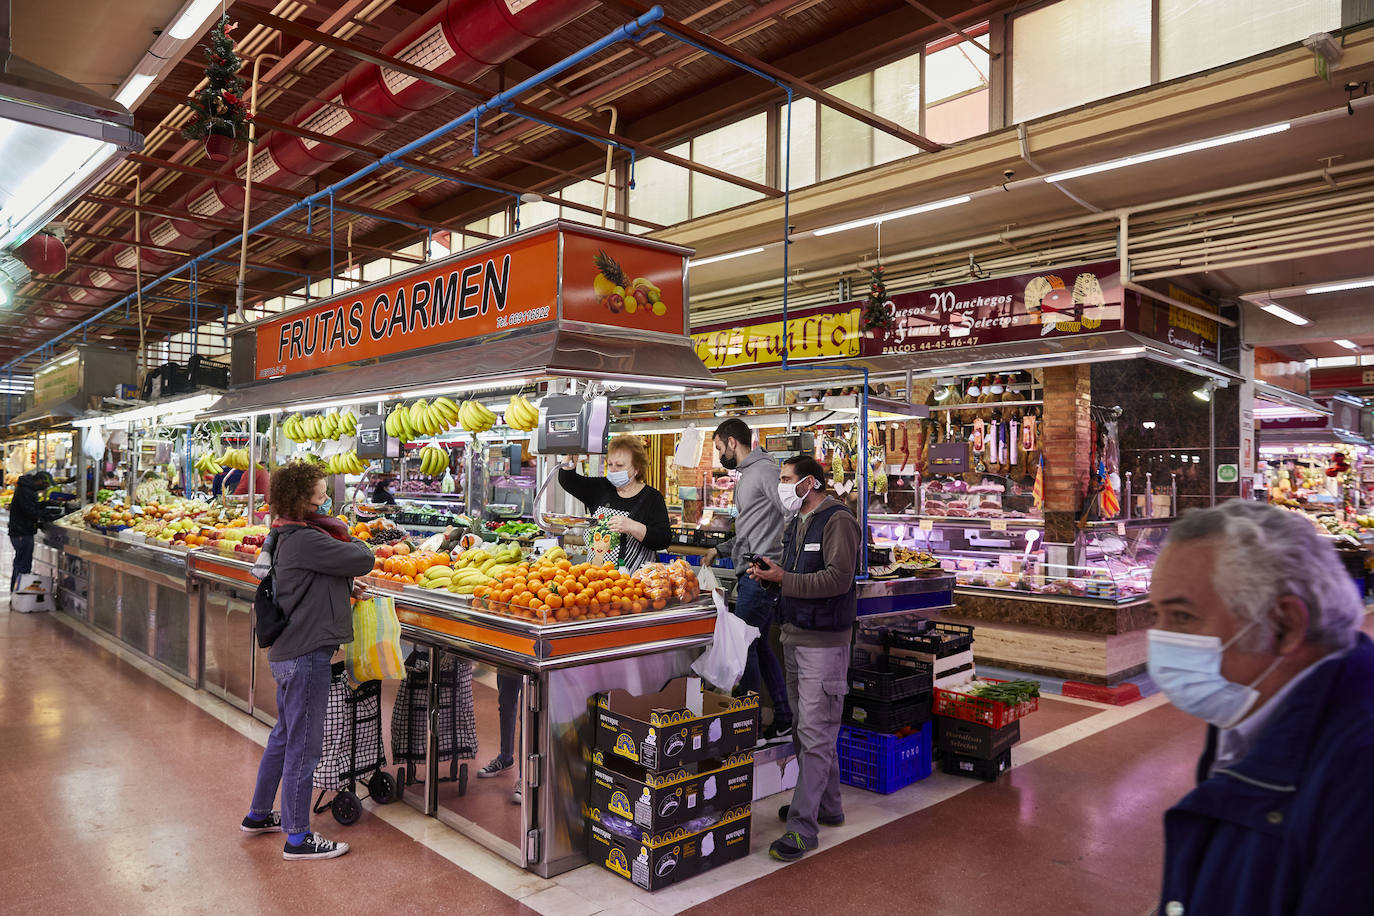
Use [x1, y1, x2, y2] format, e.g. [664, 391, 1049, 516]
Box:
[713, 418, 752, 448]
[783, 454, 826, 489]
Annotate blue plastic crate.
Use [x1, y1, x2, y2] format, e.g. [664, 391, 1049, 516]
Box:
[837, 722, 933, 794]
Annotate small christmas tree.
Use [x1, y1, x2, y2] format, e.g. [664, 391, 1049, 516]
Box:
[861, 263, 896, 334]
[180, 15, 255, 146]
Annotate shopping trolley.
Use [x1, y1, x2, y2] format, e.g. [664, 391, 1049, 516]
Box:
[312, 662, 400, 825]
[391, 649, 478, 796]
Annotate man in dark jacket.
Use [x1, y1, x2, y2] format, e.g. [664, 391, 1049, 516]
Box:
[749, 455, 860, 863]
[8, 471, 50, 592]
[1150, 500, 1374, 916]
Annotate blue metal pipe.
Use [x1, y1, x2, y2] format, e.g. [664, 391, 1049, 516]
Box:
[1, 6, 666, 372]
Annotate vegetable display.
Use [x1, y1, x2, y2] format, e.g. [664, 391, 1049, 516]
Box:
[494, 521, 539, 540]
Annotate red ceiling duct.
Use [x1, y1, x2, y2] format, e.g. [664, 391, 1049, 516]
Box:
[42, 0, 595, 337]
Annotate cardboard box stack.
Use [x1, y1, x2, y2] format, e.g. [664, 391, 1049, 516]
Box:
[586, 677, 759, 891]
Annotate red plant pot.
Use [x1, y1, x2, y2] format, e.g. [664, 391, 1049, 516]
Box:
[205, 133, 234, 162]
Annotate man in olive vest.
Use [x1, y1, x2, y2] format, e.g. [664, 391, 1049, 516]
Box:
[749, 455, 860, 862]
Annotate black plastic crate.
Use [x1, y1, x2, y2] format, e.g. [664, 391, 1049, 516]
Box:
[940, 747, 1011, 782]
[842, 692, 932, 734]
[848, 658, 933, 701]
[187, 354, 230, 390]
[879, 621, 974, 657]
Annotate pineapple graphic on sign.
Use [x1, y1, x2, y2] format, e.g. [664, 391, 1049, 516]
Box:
[594, 249, 666, 317]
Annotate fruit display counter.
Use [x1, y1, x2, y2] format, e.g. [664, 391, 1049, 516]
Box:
[44, 518, 201, 684]
[184, 541, 716, 877]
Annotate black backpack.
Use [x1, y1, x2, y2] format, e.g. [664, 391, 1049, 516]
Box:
[253, 529, 294, 648]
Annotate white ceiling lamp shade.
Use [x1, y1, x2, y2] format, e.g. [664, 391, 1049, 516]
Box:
[1334, 339, 1360, 350]
[168, 0, 225, 39]
[1042, 122, 1291, 184]
[0, 51, 142, 250]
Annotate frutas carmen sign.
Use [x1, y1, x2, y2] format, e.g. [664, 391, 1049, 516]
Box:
[250, 223, 688, 380]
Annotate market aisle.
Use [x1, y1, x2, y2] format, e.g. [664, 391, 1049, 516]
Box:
[683, 699, 1203, 916]
[0, 605, 534, 916]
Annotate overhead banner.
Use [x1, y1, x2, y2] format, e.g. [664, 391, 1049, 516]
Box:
[692, 304, 861, 370]
[250, 225, 689, 381]
[860, 260, 1126, 357]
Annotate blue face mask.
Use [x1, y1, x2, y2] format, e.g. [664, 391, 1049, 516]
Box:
[316, 496, 333, 515]
[606, 469, 632, 488]
[1146, 621, 1283, 729]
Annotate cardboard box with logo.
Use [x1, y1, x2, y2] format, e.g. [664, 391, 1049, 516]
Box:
[587, 805, 752, 891]
[587, 749, 754, 836]
[594, 676, 759, 772]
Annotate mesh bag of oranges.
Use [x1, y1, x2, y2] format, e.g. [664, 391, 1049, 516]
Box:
[470, 556, 701, 624]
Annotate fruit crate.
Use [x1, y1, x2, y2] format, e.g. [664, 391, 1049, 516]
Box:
[933, 679, 1038, 730]
[843, 693, 932, 733]
[940, 747, 1011, 782]
[837, 723, 932, 794]
[847, 657, 932, 701]
[876, 620, 974, 657]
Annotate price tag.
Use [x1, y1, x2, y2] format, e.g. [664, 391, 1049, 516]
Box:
[990, 519, 1009, 532]
[1116, 522, 1126, 535]
[919, 519, 934, 531]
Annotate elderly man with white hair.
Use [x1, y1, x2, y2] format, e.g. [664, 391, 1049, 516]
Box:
[1150, 500, 1374, 916]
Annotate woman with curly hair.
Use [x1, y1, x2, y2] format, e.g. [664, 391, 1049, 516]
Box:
[241, 461, 374, 860]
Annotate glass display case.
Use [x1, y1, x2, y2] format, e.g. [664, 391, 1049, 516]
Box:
[868, 515, 1167, 604]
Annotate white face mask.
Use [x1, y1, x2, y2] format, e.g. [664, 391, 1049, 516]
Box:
[1146, 620, 1284, 729]
[777, 477, 809, 513]
[606, 469, 632, 488]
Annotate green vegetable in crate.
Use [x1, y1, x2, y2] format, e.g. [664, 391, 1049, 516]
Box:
[969, 680, 1040, 705]
[495, 521, 539, 539]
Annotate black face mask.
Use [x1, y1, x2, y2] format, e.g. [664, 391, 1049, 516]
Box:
[719, 443, 740, 470]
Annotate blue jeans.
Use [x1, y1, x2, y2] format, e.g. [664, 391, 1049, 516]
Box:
[249, 647, 334, 835]
[9, 533, 33, 592]
[733, 575, 792, 727]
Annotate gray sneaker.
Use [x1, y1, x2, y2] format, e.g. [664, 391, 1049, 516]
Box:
[477, 756, 514, 778]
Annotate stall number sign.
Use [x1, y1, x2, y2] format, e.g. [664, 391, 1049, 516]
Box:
[1217, 463, 1239, 484]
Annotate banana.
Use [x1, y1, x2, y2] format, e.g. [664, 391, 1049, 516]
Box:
[411, 399, 430, 435]
[433, 396, 460, 425]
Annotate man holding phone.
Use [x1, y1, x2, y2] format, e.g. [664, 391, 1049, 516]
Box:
[749, 455, 860, 862]
[708, 418, 793, 744]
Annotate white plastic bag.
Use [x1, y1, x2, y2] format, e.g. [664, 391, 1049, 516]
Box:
[673, 424, 704, 467]
[691, 590, 759, 692]
[696, 564, 720, 592]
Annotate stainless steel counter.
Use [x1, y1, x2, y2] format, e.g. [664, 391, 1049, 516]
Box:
[44, 523, 199, 684]
[184, 548, 716, 877]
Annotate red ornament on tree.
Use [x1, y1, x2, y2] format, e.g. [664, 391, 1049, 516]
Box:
[205, 133, 234, 162]
[16, 232, 66, 274]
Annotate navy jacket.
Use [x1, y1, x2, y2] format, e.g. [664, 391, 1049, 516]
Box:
[1160, 632, 1374, 916]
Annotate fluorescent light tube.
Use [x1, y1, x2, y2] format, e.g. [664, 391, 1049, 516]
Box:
[114, 74, 154, 108]
[168, 0, 222, 39]
[1306, 278, 1374, 295]
[1044, 123, 1290, 184]
[1257, 302, 1311, 326]
[1334, 339, 1359, 350]
[690, 247, 765, 268]
[812, 195, 972, 236]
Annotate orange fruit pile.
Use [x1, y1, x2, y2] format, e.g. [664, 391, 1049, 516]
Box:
[472, 560, 665, 623]
[373, 549, 451, 583]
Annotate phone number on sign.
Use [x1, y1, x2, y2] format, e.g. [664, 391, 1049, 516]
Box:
[496, 306, 550, 329]
[879, 335, 982, 354]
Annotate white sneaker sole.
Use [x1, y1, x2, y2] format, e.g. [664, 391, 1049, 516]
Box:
[240, 824, 283, 834]
[283, 844, 350, 860]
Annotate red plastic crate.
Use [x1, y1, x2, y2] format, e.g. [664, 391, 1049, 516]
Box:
[933, 679, 1038, 729]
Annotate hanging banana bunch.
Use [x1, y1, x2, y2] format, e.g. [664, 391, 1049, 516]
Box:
[418, 445, 449, 477]
[504, 393, 539, 432]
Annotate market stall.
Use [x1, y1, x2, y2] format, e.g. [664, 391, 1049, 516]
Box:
[687, 259, 1237, 685]
[179, 221, 726, 876]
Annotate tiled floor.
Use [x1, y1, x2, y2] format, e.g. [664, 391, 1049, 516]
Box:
[2, 557, 1262, 915]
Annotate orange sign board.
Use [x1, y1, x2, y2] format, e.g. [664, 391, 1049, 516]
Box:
[253, 225, 691, 380]
[560, 232, 687, 335]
